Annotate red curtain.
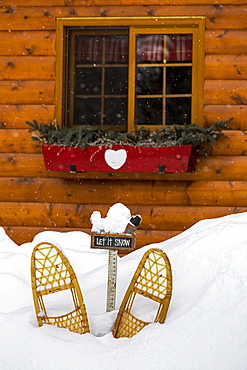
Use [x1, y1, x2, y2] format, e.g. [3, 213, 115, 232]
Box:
[76, 34, 192, 63]
[76, 35, 128, 62]
[137, 34, 192, 62]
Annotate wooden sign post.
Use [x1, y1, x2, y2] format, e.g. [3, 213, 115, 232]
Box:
[106, 249, 118, 312]
[91, 232, 136, 312]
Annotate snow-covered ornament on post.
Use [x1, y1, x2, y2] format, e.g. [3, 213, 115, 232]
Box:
[90, 203, 142, 312]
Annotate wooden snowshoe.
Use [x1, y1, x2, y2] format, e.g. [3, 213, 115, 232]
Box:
[31, 242, 89, 335]
[112, 248, 172, 338]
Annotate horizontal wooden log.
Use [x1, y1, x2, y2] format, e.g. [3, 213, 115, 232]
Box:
[0, 129, 245, 155]
[0, 105, 54, 129]
[204, 105, 247, 130]
[1, 0, 246, 6]
[0, 177, 189, 205]
[2, 153, 247, 181]
[0, 31, 55, 56]
[210, 131, 247, 156]
[2, 54, 247, 82]
[204, 6, 247, 30]
[0, 153, 47, 177]
[0, 103, 240, 131]
[2, 225, 181, 251]
[0, 129, 42, 153]
[135, 230, 181, 249]
[0, 80, 54, 104]
[0, 30, 245, 57]
[2, 177, 247, 207]
[205, 55, 247, 80]
[204, 80, 247, 105]
[0, 202, 246, 231]
[205, 30, 247, 55]
[0, 6, 247, 31]
[1, 79, 245, 106]
[0, 56, 55, 80]
[186, 180, 247, 206]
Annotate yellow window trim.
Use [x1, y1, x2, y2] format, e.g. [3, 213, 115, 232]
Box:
[55, 16, 205, 129]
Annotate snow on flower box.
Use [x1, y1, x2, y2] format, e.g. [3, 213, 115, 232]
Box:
[42, 144, 198, 173]
[91, 232, 136, 251]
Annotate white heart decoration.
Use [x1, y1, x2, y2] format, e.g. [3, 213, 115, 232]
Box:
[104, 149, 127, 170]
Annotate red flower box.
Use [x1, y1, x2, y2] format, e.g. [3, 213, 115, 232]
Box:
[42, 144, 198, 173]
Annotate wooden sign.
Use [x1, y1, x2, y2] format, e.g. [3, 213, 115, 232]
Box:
[91, 232, 136, 251]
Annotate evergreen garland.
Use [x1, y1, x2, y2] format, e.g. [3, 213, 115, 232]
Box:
[26, 118, 233, 155]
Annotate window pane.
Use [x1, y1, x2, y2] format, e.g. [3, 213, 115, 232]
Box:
[136, 67, 163, 95]
[75, 67, 101, 95]
[137, 35, 164, 63]
[75, 34, 128, 64]
[166, 97, 191, 125]
[166, 34, 192, 62]
[166, 66, 192, 94]
[76, 35, 103, 63]
[105, 67, 128, 95]
[105, 35, 128, 63]
[73, 33, 128, 129]
[104, 98, 127, 125]
[136, 34, 192, 63]
[74, 98, 101, 125]
[136, 98, 162, 125]
[136, 33, 192, 125]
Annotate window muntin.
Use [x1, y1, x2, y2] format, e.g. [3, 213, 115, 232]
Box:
[67, 30, 129, 130]
[135, 33, 192, 126]
[56, 17, 205, 130]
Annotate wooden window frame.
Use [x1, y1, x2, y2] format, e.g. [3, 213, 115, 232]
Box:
[55, 16, 205, 129]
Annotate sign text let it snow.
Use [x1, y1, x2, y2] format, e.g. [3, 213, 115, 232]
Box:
[91, 233, 136, 251]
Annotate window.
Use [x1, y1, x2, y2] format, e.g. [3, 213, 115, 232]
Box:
[56, 17, 205, 131]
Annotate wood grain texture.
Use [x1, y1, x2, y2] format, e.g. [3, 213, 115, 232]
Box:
[204, 105, 247, 130]
[0, 31, 55, 56]
[0, 80, 54, 104]
[0, 103, 239, 130]
[205, 30, 247, 54]
[1, 79, 246, 109]
[0, 177, 189, 205]
[1, 29, 246, 56]
[0, 54, 247, 80]
[186, 181, 247, 206]
[204, 80, 247, 105]
[0, 56, 55, 80]
[0, 6, 246, 31]
[210, 131, 247, 156]
[1, 177, 247, 207]
[0, 105, 54, 129]
[205, 55, 247, 80]
[2, 57, 247, 97]
[1, 0, 246, 6]
[0, 129, 42, 153]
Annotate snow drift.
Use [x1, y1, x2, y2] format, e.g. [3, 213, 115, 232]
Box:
[0, 211, 247, 369]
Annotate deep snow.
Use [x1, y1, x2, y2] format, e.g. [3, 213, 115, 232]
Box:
[0, 211, 247, 369]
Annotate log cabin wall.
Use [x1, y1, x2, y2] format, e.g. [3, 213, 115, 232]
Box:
[0, 0, 247, 250]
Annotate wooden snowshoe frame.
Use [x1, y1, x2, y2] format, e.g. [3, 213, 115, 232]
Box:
[112, 248, 172, 338]
[31, 242, 89, 335]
